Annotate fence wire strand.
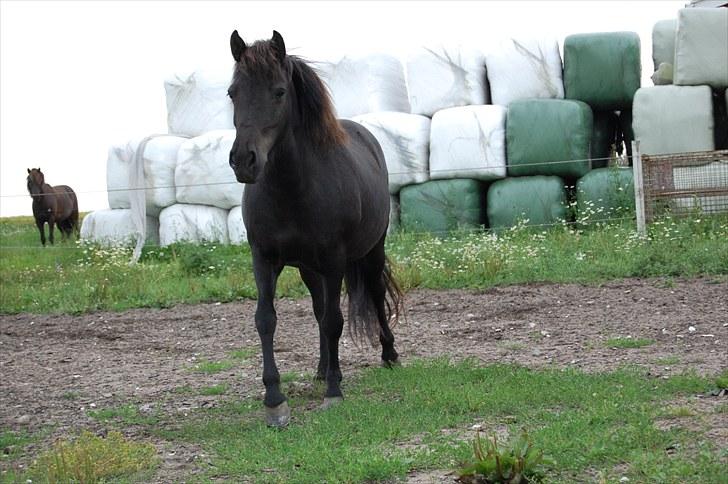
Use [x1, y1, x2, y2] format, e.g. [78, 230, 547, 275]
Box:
[2, 155, 632, 199]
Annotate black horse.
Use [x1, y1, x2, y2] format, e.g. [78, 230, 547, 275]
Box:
[228, 31, 402, 426]
[26, 168, 79, 246]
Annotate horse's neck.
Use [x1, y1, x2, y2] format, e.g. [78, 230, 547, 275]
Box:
[32, 183, 53, 203]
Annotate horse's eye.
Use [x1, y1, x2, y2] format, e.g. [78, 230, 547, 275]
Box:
[274, 88, 286, 100]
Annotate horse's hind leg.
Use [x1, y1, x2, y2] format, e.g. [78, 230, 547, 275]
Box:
[363, 237, 399, 366]
[319, 271, 346, 406]
[299, 268, 328, 380]
[251, 247, 287, 426]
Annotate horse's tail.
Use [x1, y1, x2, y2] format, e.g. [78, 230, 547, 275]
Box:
[345, 251, 403, 346]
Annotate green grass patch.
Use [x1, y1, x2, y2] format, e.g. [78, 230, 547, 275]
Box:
[655, 356, 681, 366]
[199, 384, 229, 396]
[229, 347, 257, 361]
[2, 214, 727, 314]
[87, 404, 158, 426]
[0, 430, 37, 462]
[152, 359, 720, 483]
[605, 337, 655, 349]
[191, 359, 236, 374]
[26, 431, 157, 483]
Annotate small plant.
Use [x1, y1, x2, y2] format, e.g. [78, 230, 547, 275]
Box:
[459, 428, 553, 483]
[715, 369, 728, 390]
[28, 430, 157, 483]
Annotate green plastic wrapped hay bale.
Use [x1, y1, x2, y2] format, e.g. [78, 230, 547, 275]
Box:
[399, 179, 483, 234]
[487, 176, 567, 229]
[506, 99, 593, 178]
[564, 32, 641, 110]
[576, 167, 634, 224]
[592, 111, 619, 168]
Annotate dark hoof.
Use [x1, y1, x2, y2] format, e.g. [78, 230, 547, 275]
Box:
[265, 401, 290, 428]
[381, 358, 401, 369]
[320, 396, 343, 410]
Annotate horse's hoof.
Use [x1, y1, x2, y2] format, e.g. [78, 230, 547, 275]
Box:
[265, 401, 290, 428]
[320, 396, 343, 410]
[381, 358, 401, 369]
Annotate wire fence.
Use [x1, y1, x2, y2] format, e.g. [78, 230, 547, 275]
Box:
[2, 154, 631, 199]
[641, 150, 728, 221]
[5, 149, 727, 253]
[0, 215, 642, 252]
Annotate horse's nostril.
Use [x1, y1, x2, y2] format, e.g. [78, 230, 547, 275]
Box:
[247, 151, 256, 168]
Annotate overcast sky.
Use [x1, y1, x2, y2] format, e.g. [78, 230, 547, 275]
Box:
[0, 0, 685, 217]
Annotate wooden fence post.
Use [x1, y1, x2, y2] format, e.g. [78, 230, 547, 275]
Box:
[632, 140, 646, 236]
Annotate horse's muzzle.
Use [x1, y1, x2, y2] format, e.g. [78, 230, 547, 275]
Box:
[229, 150, 258, 184]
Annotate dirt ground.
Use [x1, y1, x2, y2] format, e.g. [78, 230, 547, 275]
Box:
[1, 277, 727, 481]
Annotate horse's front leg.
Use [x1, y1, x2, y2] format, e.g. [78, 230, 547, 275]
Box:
[47, 219, 55, 245]
[321, 272, 346, 407]
[251, 247, 287, 426]
[36, 220, 46, 246]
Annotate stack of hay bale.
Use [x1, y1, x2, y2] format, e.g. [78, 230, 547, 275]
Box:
[637, 6, 728, 212]
[83, 9, 724, 245]
[392, 34, 639, 233]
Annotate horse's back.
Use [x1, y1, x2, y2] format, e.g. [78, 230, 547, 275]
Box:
[53, 185, 79, 221]
[339, 119, 387, 176]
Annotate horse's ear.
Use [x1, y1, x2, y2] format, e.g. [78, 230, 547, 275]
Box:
[271, 30, 286, 62]
[230, 30, 246, 62]
[27, 168, 31, 174]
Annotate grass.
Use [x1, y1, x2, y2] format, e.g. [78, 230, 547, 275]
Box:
[146, 359, 722, 483]
[605, 337, 655, 349]
[191, 359, 236, 374]
[87, 404, 159, 427]
[26, 431, 157, 483]
[1, 214, 727, 314]
[199, 384, 229, 396]
[2, 213, 727, 482]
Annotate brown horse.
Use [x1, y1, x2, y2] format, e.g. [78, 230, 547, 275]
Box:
[26, 168, 79, 246]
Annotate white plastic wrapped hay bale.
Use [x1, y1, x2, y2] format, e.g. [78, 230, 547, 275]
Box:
[674, 8, 728, 88]
[164, 69, 234, 137]
[107, 135, 187, 217]
[227, 206, 248, 245]
[673, 161, 728, 214]
[429, 105, 507, 181]
[175, 130, 244, 209]
[632, 85, 714, 155]
[405, 44, 488, 117]
[485, 37, 564, 106]
[652, 19, 677, 84]
[80, 209, 159, 247]
[158, 204, 229, 246]
[315, 54, 410, 118]
[351, 112, 430, 193]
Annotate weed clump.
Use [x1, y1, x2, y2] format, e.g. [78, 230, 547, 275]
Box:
[459, 428, 552, 484]
[29, 430, 157, 483]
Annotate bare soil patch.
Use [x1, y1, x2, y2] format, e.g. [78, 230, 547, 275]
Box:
[1, 277, 726, 481]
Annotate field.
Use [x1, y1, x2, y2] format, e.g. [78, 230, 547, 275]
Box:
[1, 215, 727, 483]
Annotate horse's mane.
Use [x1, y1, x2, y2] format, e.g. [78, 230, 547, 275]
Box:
[236, 41, 348, 149]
